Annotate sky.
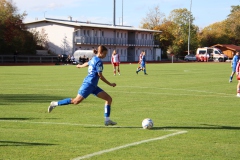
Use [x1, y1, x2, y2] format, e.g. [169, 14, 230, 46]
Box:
[13, 0, 240, 29]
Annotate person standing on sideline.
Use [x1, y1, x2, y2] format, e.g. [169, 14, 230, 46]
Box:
[136, 51, 148, 75]
[230, 52, 239, 82]
[48, 45, 117, 126]
[111, 50, 120, 76]
[235, 59, 240, 97]
[136, 51, 143, 72]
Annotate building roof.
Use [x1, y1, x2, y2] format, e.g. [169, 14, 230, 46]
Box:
[212, 44, 240, 51]
[25, 18, 162, 33]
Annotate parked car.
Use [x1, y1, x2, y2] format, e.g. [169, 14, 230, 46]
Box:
[184, 54, 197, 61]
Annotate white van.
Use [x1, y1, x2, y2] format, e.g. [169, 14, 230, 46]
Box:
[196, 47, 228, 62]
[73, 50, 96, 63]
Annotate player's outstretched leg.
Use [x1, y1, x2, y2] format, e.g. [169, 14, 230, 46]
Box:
[48, 95, 84, 113]
[97, 91, 117, 126]
[136, 67, 142, 74]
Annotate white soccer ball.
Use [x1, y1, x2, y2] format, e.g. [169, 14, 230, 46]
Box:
[142, 118, 154, 129]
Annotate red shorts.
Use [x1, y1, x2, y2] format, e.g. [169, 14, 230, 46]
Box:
[113, 62, 119, 67]
[237, 75, 240, 80]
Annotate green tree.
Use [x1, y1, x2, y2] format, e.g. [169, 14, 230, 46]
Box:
[168, 8, 199, 55]
[141, 7, 198, 57]
[0, 0, 37, 54]
[225, 5, 240, 45]
[198, 21, 230, 47]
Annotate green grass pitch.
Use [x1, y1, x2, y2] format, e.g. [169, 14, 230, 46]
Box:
[0, 63, 240, 160]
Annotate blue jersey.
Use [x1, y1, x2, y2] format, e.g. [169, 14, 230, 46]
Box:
[83, 56, 103, 87]
[141, 55, 146, 64]
[232, 55, 239, 66]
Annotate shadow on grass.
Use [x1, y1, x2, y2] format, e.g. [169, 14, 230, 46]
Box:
[0, 117, 60, 121]
[0, 94, 67, 104]
[0, 118, 39, 121]
[152, 124, 240, 130]
[85, 124, 240, 130]
[85, 126, 142, 129]
[0, 141, 57, 146]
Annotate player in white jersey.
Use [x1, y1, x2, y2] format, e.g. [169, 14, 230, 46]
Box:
[111, 50, 120, 76]
[136, 51, 143, 72]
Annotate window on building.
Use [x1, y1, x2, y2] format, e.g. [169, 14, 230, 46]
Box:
[94, 30, 97, 37]
[101, 31, 104, 37]
[125, 33, 127, 38]
[121, 49, 123, 55]
[83, 30, 86, 36]
[136, 34, 138, 39]
[117, 32, 119, 38]
[145, 34, 147, 39]
[121, 33, 123, 38]
[125, 49, 127, 55]
[142, 34, 144, 39]
[87, 30, 90, 36]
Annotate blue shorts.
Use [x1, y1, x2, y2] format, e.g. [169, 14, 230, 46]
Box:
[141, 63, 146, 68]
[78, 83, 103, 99]
[232, 65, 237, 72]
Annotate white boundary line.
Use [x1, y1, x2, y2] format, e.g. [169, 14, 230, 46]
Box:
[0, 120, 188, 159]
[72, 130, 188, 160]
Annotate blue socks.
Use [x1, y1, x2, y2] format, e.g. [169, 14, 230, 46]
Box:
[58, 98, 71, 106]
[104, 105, 111, 118]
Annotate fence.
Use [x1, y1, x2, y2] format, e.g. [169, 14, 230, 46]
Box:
[0, 55, 58, 63]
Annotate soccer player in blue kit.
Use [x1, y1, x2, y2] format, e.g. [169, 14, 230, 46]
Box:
[48, 45, 117, 126]
[136, 51, 148, 75]
[229, 52, 239, 82]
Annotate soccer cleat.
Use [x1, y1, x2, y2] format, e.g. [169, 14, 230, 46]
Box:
[118, 73, 121, 76]
[144, 73, 148, 75]
[136, 71, 138, 74]
[237, 93, 240, 97]
[114, 74, 116, 76]
[229, 79, 232, 83]
[48, 101, 57, 113]
[104, 120, 117, 126]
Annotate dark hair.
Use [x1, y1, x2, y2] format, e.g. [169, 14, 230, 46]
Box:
[98, 45, 108, 53]
[93, 49, 98, 54]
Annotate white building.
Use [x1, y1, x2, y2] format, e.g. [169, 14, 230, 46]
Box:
[25, 18, 161, 62]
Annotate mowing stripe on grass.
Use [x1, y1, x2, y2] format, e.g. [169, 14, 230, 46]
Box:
[0, 120, 103, 127]
[118, 86, 233, 96]
[108, 91, 234, 98]
[0, 120, 185, 131]
[72, 130, 188, 160]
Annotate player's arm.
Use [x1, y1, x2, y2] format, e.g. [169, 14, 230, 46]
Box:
[111, 55, 114, 65]
[118, 54, 120, 63]
[76, 62, 89, 68]
[236, 62, 240, 75]
[231, 57, 234, 67]
[98, 72, 116, 87]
